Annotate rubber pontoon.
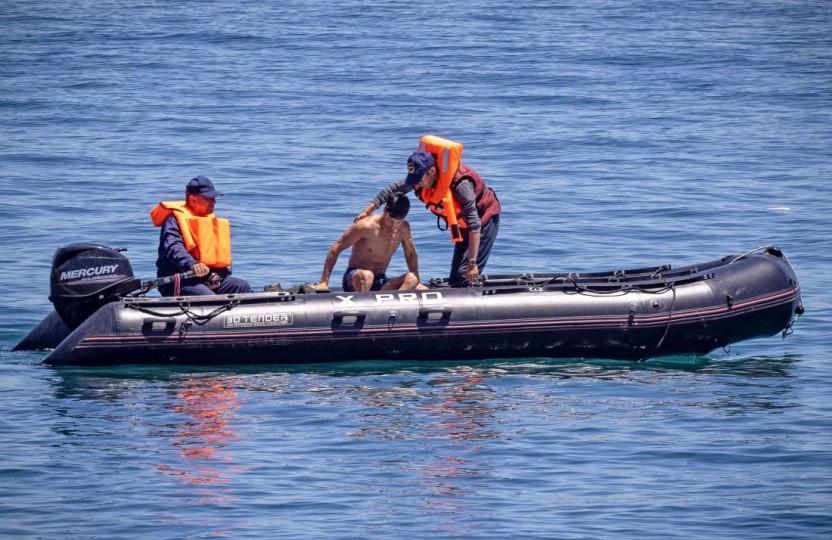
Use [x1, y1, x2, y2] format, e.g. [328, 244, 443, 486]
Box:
[16, 244, 802, 366]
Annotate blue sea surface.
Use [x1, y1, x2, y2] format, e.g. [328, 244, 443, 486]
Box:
[2, 0, 831, 538]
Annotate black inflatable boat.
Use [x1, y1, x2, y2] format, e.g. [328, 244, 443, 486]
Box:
[16, 243, 803, 366]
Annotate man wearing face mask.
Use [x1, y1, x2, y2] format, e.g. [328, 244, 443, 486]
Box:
[151, 175, 252, 297]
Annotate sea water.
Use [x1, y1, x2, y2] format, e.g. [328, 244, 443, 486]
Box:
[1, 1, 831, 538]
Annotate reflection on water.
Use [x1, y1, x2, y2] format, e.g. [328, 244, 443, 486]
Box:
[343, 366, 503, 536]
[44, 353, 801, 384]
[693, 354, 801, 378]
[418, 370, 494, 538]
[43, 354, 801, 512]
[157, 378, 242, 495]
[47, 369, 248, 508]
[423, 371, 499, 442]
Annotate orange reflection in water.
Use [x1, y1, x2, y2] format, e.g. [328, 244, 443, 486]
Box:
[157, 378, 244, 501]
[424, 374, 491, 441]
[418, 370, 498, 537]
[420, 372, 496, 481]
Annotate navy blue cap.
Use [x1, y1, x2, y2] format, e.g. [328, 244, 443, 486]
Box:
[186, 176, 224, 198]
[405, 150, 435, 185]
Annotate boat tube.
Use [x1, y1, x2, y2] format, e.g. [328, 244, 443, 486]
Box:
[16, 244, 803, 366]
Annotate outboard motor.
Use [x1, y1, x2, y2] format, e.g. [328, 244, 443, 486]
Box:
[49, 243, 142, 329]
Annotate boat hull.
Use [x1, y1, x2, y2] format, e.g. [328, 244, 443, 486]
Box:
[39, 248, 802, 366]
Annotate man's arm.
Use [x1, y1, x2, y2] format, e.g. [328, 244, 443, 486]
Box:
[465, 231, 481, 283]
[313, 223, 366, 291]
[454, 180, 482, 283]
[355, 180, 413, 222]
[160, 216, 209, 277]
[400, 223, 420, 278]
[453, 179, 481, 233]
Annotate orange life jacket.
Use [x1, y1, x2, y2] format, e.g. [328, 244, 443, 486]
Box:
[415, 135, 464, 206]
[414, 135, 465, 242]
[150, 201, 232, 268]
[414, 135, 500, 243]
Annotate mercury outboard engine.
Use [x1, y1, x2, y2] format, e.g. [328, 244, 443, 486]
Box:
[49, 243, 142, 329]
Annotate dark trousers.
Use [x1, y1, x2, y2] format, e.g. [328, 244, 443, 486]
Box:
[449, 213, 500, 287]
[159, 275, 252, 297]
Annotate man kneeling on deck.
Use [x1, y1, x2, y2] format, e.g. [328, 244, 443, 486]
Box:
[312, 195, 427, 292]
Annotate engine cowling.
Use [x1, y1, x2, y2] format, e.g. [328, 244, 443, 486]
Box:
[49, 243, 141, 329]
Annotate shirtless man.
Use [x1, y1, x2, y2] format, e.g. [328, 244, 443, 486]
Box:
[312, 195, 426, 292]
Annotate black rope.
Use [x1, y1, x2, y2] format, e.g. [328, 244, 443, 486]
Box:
[782, 305, 803, 338]
[436, 214, 448, 232]
[639, 283, 677, 361]
[126, 299, 240, 325]
[558, 278, 675, 297]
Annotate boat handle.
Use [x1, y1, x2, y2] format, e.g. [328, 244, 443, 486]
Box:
[142, 318, 176, 332]
[418, 307, 453, 319]
[333, 310, 367, 322]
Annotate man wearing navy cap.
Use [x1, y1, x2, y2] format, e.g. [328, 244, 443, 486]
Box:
[151, 176, 252, 296]
[355, 141, 501, 287]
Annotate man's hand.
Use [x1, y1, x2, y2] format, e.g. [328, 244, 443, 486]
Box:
[466, 263, 480, 284]
[192, 262, 210, 277]
[312, 281, 330, 292]
[354, 203, 378, 223]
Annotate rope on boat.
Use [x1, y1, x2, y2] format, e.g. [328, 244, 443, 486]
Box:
[559, 279, 675, 297]
[640, 283, 678, 361]
[727, 244, 773, 264]
[125, 298, 240, 327]
[782, 301, 804, 338]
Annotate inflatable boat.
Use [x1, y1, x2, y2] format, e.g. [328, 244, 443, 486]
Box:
[16, 243, 803, 366]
